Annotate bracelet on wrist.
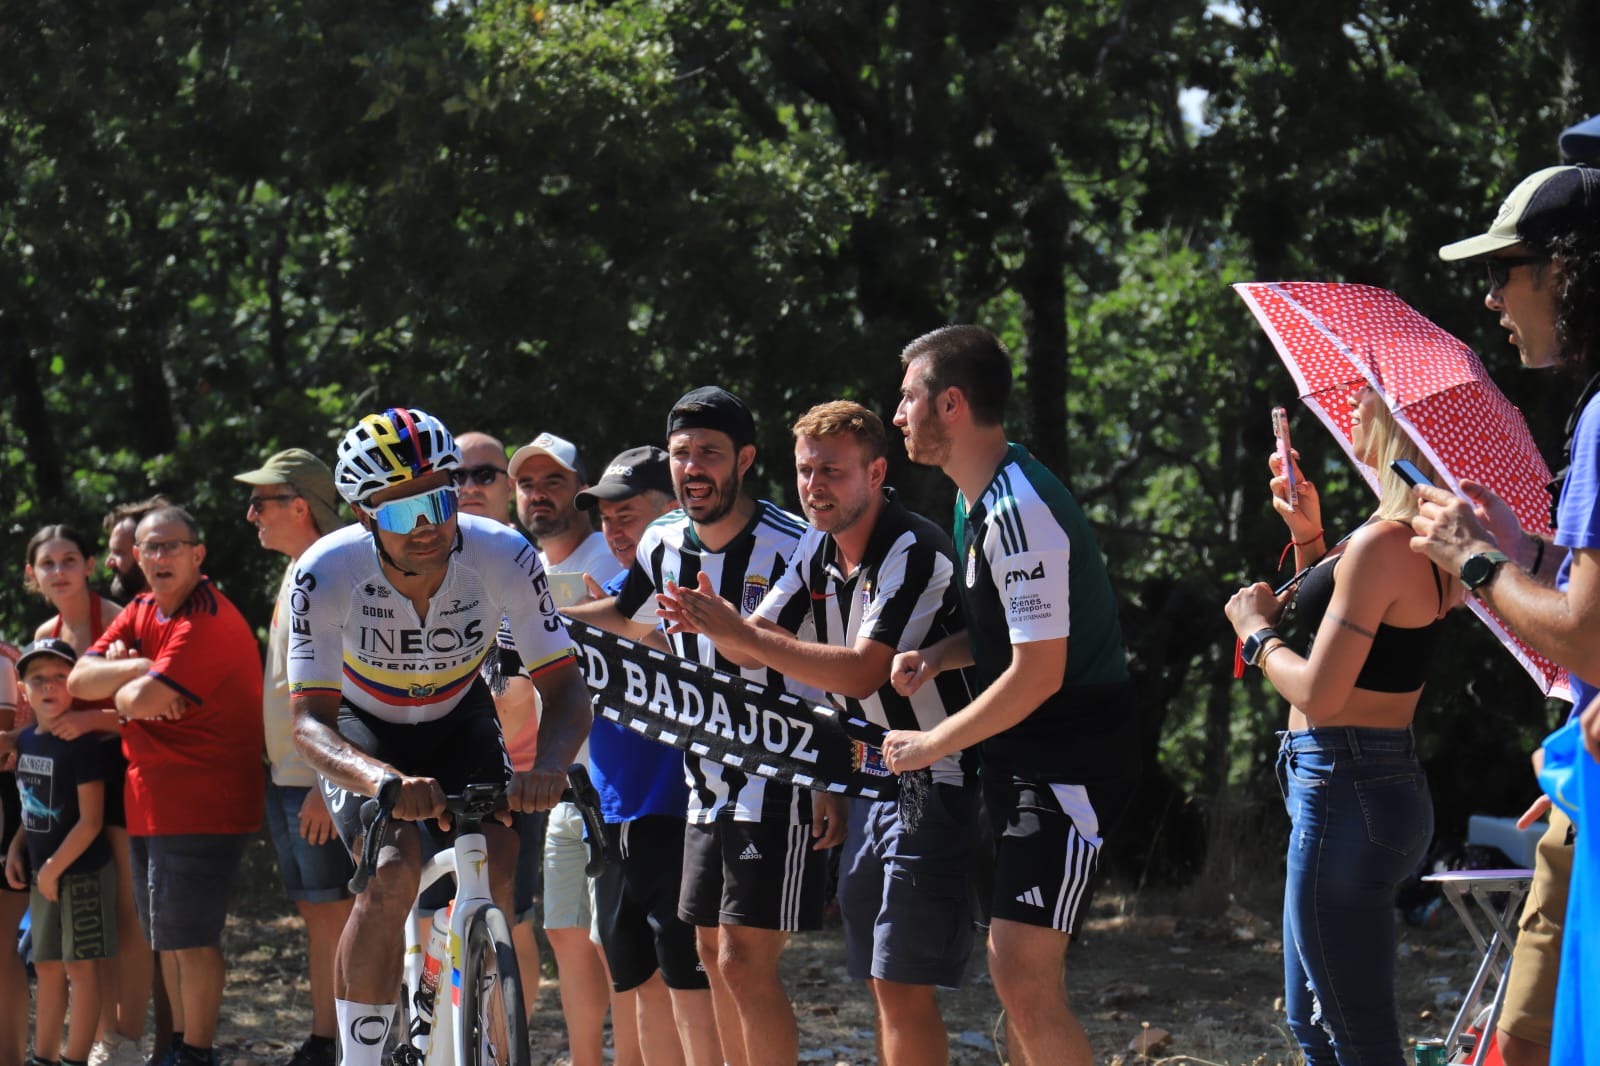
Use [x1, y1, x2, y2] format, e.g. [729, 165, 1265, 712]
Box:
[1258, 639, 1288, 677]
[1278, 530, 1325, 571]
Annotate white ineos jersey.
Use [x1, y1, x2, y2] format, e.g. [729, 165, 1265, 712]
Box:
[287, 513, 575, 723]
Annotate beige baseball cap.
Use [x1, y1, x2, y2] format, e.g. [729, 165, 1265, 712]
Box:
[235, 448, 345, 535]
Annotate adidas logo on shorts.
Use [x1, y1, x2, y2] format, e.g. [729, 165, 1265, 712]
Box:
[739, 843, 762, 861]
[1015, 886, 1045, 908]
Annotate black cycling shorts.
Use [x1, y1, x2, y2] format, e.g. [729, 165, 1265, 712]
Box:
[319, 678, 512, 852]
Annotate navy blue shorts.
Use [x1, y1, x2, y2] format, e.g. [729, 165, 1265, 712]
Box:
[264, 778, 354, 904]
[511, 807, 547, 924]
[129, 833, 249, 950]
[838, 785, 977, 987]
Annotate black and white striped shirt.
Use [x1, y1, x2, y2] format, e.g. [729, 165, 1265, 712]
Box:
[615, 501, 819, 824]
[752, 493, 973, 786]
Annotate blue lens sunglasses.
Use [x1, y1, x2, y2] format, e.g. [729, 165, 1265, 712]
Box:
[365, 485, 459, 533]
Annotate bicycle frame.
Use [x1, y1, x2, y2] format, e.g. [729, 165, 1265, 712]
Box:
[399, 822, 496, 1066]
[349, 768, 609, 1066]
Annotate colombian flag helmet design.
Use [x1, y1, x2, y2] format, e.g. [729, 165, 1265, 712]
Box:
[333, 407, 462, 506]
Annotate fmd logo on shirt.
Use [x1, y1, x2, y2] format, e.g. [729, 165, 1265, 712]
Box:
[1004, 561, 1046, 587]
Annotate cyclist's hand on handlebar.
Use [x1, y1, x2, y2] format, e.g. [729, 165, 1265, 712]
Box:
[392, 775, 449, 828]
[508, 768, 567, 818]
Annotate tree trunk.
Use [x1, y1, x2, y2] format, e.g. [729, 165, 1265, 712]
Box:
[1018, 184, 1069, 473]
[2, 318, 64, 505]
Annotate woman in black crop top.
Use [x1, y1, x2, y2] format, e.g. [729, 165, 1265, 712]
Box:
[1225, 386, 1459, 1066]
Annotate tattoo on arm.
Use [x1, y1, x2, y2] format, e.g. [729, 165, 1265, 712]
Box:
[1327, 613, 1376, 640]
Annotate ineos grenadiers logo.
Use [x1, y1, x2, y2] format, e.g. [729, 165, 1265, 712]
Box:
[288, 569, 318, 661]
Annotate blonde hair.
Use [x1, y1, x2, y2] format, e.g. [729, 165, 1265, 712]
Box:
[791, 401, 888, 461]
[1363, 402, 1437, 521]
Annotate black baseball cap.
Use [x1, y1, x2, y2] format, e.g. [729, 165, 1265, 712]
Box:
[16, 638, 77, 675]
[575, 446, 673, 511]
[1440, 165, 1600, 260]
[666, 387, 756, 449]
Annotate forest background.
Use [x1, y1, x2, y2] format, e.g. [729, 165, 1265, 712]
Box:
[3, 0, 1598, 887]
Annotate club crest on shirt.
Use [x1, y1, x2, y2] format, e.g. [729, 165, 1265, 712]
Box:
[742, 574, 770, 615]
[966, 545, 978, 588]
[851, 740, 892, 778]
[860, 580, 873, 610]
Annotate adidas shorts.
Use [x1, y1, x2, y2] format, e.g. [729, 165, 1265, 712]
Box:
[594, 817, 708, 992]
[984, 772, 1127, 934]
[678, 819, 825, 932]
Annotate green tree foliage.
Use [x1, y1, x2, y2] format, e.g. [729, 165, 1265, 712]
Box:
[2, 0, 1596, 880]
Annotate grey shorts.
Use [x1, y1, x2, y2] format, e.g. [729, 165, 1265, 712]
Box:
[838, 785, 978, 988]
[129, 833, 249, 950]
[542, 801, 594, 930]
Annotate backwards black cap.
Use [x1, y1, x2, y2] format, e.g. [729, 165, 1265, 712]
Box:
[666, 387, 756, 449]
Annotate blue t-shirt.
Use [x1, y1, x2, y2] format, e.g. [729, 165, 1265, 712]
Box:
[1555, 395, 1600, 715]
[586, 569, 690, 823]
[15, 727, 110, 876]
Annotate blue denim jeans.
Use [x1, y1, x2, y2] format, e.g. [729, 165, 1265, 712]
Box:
[1276, 727, 1432, 1066]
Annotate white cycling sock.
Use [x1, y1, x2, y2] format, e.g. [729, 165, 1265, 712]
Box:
[334, 1001, 394, 1066]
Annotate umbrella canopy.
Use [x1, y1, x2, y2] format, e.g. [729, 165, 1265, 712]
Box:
[1235, 280, 1566, 698]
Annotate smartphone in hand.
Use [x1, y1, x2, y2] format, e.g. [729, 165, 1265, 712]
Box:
[1272, 406, 1297, 512]
[1390, 459, 1435, 490]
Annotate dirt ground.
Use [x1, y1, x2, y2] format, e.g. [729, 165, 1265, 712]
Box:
[211, 834, 1493, 1066]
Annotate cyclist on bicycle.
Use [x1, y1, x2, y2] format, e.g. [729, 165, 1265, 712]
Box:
[287, 408, 592, 1066]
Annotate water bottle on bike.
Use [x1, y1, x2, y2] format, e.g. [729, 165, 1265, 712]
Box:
[413, 901, 453, 1041]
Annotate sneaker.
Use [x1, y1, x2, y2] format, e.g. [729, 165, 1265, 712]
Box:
[145, 1035, 184, 1066]
[106, 1038, 146, 1066]
[90, 1037, 142, 1066]
[285, 1039, 335, 1066]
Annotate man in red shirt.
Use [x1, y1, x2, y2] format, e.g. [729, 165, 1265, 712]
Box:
[68, 506, 265, 1066]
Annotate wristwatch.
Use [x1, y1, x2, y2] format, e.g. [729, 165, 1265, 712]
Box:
[1461, 551, 1511, 592]
[1241, 628, 1281, 668]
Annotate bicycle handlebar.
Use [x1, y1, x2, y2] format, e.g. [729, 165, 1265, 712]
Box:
[346, 766, 612, 894]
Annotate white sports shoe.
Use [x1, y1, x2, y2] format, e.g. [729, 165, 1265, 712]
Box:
[90, 1034, 145, 1066]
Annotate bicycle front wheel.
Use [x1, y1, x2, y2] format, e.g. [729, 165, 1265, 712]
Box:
[460, 906, 529, 1066]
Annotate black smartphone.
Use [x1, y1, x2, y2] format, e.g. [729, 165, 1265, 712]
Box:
[1390, 459, 1435, 489]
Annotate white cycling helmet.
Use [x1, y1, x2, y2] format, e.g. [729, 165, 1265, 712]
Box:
[334, 407, 462, 506]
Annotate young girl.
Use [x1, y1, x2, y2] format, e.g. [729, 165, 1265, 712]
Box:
[1226, 387, 1457, 1066]
[6, 639, 114, 1066]
[24, 526, 148, 1066]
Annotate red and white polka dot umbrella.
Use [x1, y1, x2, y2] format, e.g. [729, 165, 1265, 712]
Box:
[1236, 281, 1566, 697]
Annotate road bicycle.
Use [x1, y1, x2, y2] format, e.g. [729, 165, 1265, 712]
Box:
[349, 767, 609, 1066]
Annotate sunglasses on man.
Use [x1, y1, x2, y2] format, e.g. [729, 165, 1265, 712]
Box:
[451, 464, 508, 487]
[1486, 255, 1546, 291]
[363, 485, 459, 534]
